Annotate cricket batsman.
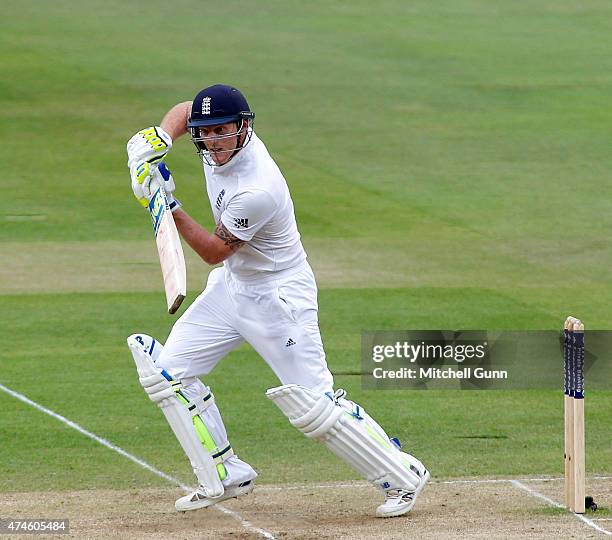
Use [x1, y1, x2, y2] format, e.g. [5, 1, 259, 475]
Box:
[126, 84, 429, 517]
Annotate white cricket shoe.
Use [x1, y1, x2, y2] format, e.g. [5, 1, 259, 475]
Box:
[376, 456, 430, 518]
[175, 480, 254, 512]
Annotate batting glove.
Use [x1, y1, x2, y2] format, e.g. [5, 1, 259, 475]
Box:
[127, 126, 172, 169]
[131, 161, 181, 212]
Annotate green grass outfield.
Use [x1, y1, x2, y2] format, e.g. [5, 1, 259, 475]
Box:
[1, 0, 611, 493]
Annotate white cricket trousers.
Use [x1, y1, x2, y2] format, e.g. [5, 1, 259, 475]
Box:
[155, 262, 334, 487]
[158, 261, 334, 393]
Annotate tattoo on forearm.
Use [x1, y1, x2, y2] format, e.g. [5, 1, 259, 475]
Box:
[214, 222, 246, 251]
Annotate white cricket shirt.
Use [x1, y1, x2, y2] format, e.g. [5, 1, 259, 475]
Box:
[202, 132, 307, 281]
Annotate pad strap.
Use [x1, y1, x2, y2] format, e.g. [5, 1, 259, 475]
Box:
[186, 390, 215, 417]
[162, 371, 216, 416]
[212, 442, 235, 464]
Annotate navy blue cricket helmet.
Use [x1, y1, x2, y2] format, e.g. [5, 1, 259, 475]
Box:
[188, 84, 254, 127]
[188, 84, 255, 166]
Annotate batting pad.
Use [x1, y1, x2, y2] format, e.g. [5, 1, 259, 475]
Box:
[266, 384, 419, 491]
[127, 335, 224, 498]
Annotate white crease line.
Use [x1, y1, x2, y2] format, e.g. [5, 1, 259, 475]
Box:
[511, 480, 611, 537]
[0, 382, 276, 540]
[0, 383, 188, 489]
[211, 506, 276, 540]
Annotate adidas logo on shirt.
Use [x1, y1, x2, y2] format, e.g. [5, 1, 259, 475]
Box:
[215, 189, 225, 209]
[286, 338, 296, 347]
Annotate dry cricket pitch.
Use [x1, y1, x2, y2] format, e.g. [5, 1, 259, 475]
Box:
[2, 478, 610, 539]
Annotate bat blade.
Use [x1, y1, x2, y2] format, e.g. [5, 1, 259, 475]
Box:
[149, 186, 186, 314]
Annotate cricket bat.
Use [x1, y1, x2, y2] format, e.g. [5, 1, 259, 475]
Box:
[148, 184, 186, 314]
